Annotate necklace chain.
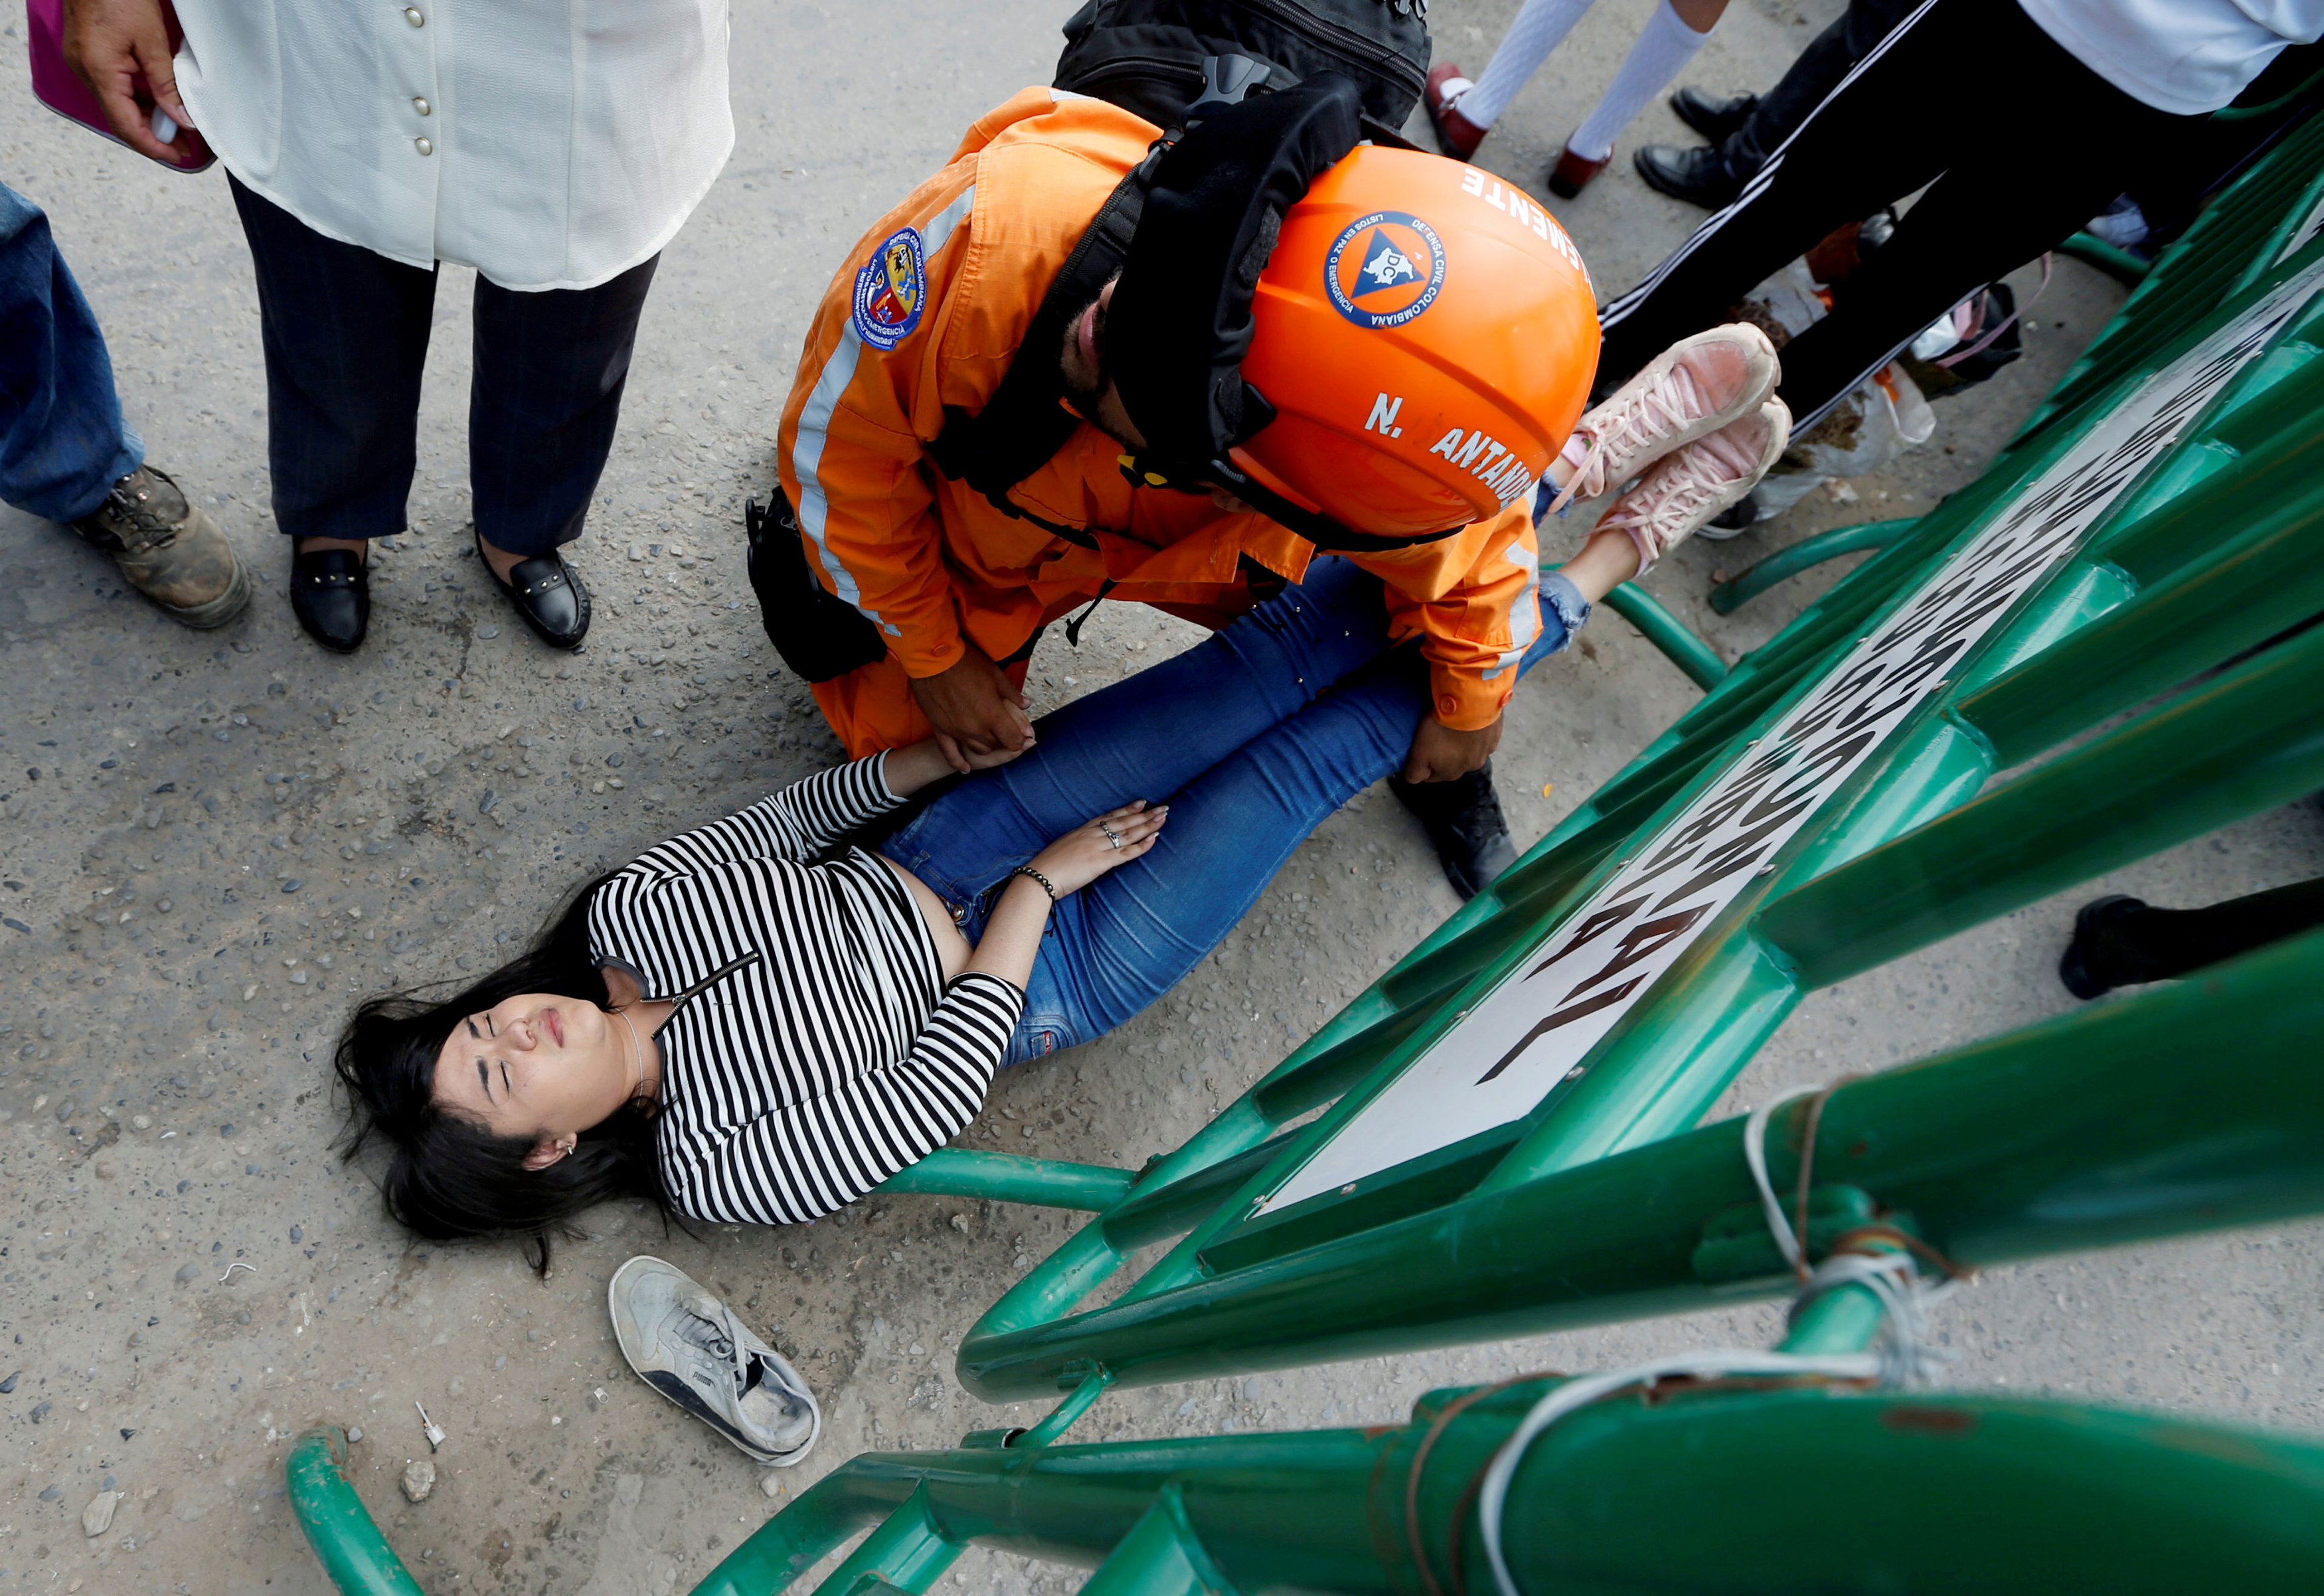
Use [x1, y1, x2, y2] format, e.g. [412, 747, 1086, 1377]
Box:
[612, 1005, 647, 1103]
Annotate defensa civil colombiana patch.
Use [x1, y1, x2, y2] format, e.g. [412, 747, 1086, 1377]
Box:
[851, 225, 928, 351]
[1325, 210, 1446, 331]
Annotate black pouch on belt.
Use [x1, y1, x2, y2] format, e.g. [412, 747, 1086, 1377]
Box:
[744, 493, 891, 683]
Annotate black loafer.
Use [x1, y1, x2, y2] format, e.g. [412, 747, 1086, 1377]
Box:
[1635, 144, 1740, 210]
[1390, 760, 1519, 902]
[290, 545, 369, 653]
[479, 532, 591, 649]
[1671, 86, 1758, 143]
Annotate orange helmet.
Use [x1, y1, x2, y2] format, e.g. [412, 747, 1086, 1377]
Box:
[1234, 145, 1600, 540]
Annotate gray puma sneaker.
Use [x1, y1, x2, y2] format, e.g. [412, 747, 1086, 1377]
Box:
[71, 465, 250, 628]
[608, 1255, 820, 1467]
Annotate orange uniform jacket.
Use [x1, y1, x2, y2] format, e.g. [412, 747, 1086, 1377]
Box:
[777, 88, 1544, 758]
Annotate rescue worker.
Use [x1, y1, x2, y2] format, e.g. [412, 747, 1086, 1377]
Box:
[764, 76, 1778, 896]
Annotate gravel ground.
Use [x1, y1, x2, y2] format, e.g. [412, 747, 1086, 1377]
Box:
[3, 2, 2319, 1593]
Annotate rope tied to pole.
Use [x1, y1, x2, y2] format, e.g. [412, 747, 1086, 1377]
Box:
[1469, 1081, 1971, 1596]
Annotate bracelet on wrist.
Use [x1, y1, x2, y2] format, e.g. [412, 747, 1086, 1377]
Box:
[1009, 864, 1058, 902]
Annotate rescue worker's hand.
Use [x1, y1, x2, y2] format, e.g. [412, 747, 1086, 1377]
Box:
[910, 648, 1036, 773]
[1403, 715, 1502, 783]
[60, 0, 203, 165]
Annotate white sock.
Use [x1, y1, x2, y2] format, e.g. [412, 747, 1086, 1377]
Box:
[1459, 0, 1599, 131]
[1566, 0, 1712, 162]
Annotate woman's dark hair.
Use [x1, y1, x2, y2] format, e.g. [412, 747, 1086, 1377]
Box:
[333, 872, 681, 1275]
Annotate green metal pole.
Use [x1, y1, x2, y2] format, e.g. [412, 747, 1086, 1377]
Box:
[2060, 230, 2153, 284]
[284, 1429, 427, 1596]
[1078, 1492, 1239, 1596]
[955, 930, 2324, 1398]
[874, 1147, 1138, 1212]
[1706, 518, 1919, 614]
[1600, 582, 1730, 688]
[1758, 617, 2324, 991]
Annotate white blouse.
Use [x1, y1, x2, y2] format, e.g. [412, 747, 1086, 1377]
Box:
[171, 0, 733, 291]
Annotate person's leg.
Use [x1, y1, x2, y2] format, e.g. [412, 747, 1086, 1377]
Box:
[1718, 0, 1918, 182]
[2072, 879, 2324, 991]
[1566, 0, 1720, 164]
[1594, 0, 1962, 390]
[0, 183, 142, 521]
[1766, 7, 2188, 430]
[1025, 576, 1592, 1045]
[230, 176, 438, 547]
[5, 182, 249, 627]
[882, 558, 1399, 904]
[469, 256, 659, 562]
[1457, 0, 1599, 130]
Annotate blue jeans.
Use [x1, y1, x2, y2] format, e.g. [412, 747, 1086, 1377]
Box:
[230, 177, 659, 553]
[878, 558, 1592, 1062]
[0, 183, 142, 522]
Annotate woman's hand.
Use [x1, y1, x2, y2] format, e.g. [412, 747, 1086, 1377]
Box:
[1028, 801, 1166, 896]
[62, 0, 203, 165]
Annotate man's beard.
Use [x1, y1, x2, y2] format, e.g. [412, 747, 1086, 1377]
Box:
[1058, 287, 1112, 422]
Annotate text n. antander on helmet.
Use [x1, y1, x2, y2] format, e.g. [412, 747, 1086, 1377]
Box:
[1103, 74, 1600, 552]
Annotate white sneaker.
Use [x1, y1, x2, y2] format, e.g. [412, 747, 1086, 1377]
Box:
[609, 1255, 821, 1467]
[1597, 399, 1790, 576]
[1548, 323, 1781, 517]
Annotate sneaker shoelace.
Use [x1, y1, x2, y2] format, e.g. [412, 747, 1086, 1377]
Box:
[1599, 426, 1762, 558]
[1546, 360, 1714, 517]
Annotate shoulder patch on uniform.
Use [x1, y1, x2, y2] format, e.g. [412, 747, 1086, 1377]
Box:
[851, 225, 929, 351]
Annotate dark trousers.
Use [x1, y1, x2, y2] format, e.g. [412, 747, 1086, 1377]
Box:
[2084, 878, 2324, 987]
[1598, 0, 2193, 432]
[230, 177, 657, 554]
[1717, 0, 1920, 183]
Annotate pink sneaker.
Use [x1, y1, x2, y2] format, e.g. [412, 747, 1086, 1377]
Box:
[1597, 398, 1790, 576]
[1547, 323, 1780, 517]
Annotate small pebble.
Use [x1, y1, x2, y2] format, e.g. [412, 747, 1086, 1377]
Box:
[477, 625, 501, 640]
[347, 1425, 363, 1443]
[0, 1372, 15, 1393]
[83, 1490, 122, 1538]
[175, 1263, 200, 1284]
[290, 1226, 303, 1242]
[401, 1459, 436, 1503]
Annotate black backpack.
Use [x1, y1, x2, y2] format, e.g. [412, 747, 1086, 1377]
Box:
[1055, 0, 1432, 131]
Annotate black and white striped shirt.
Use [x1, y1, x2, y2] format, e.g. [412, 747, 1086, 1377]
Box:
[587, 756, 1023, 1225]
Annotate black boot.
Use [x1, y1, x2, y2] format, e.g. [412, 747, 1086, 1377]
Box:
[1390, 760, 1518, 901]
[2058, 895, 2147, 999]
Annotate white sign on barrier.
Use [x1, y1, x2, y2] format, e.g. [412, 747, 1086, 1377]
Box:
[1257, 259, 2324, 1216]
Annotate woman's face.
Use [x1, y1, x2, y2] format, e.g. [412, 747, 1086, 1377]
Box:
[431, 993, 631, 1167]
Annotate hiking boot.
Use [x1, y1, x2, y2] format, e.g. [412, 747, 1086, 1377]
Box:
[610, 1256, 820, 1467]
[1546, 324, 1779, 519]
[1391, 760, 1518, 901]
[1425, 63, 1488, 160]
[1598, 400, 1789, 576]
[70, 465, 250, 628]
[1635, 143, 1740, 209]
[1671, 86, 1758, 143]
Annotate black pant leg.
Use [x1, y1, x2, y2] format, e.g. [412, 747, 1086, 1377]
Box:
[2089, 878, 2324, 985]
[1595, 0, 1962, 390]
[1771, 4, 2189, 427]
[230, 176, 438, 542]
[468, 256, 660, 557]
[1721, 0, 1924, 181]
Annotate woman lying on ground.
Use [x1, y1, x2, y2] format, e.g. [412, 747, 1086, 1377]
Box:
[332, 329, 1784, 1459]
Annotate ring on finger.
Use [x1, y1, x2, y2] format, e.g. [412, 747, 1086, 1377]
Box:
[1100, 823, 1123, 849]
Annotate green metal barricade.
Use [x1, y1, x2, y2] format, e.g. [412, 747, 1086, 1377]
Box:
[290, 116, 2324, 1595]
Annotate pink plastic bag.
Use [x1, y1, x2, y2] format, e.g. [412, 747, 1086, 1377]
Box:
[25, 0, 213, 172]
